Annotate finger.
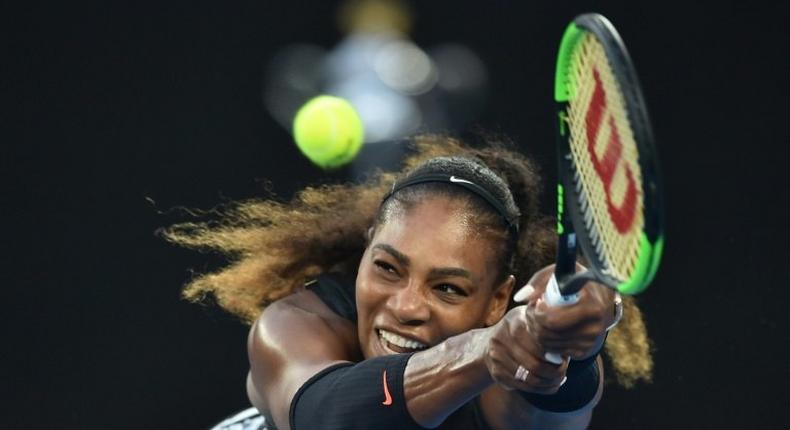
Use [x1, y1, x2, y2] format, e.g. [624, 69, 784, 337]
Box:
[543, 328, 607, 358]
[505, 356, 568, 392]
[536, 322, 606, 350]
[508, 346, 568, 382]
[487, 340, 521, 390]
[541, 347, 593, 361]
[497, 325, 567, 378]
[513, 284, 535, 303]
[511, 360, 569, 393]
[538, 334, 604, 358]
[517, 373, 566, 391]
[530, 357, 569, 382]
[534, 297, 604, 333]
[533, 321, 605, 344]
[535, 324, 601, 358]
[508, 306, 561, 360]
[530, 305, 600, 342]
[521, 265, 557, 299]
[540, 343, 597, 359]
[525, 357, 569, 389]
[521, 312, 579, 362]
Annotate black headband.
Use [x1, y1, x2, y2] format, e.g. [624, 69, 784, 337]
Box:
[380, 173, 520, 240]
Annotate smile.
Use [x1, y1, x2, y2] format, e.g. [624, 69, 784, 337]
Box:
[377, 329, 428, 352]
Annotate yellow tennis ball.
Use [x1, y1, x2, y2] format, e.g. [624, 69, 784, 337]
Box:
[292, 95, 364, 169]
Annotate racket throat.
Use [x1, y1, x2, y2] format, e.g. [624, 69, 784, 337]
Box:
[553, 232, 594, 298]
[555, 230, 578, 278]
[556, 272, 594, 296]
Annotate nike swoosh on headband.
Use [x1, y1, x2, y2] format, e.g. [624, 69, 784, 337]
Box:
[449, 175, 474, 185]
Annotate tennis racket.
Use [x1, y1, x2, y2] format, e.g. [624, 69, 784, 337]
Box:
[543, 13, 664, 363]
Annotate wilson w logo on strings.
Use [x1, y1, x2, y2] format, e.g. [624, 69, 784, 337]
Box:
[582, 68, 639, 234]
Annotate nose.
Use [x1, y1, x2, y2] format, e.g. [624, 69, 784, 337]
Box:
[387, 280, 430, 325]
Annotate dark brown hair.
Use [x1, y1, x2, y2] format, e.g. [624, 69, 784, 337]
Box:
[162, 134, 652, 386]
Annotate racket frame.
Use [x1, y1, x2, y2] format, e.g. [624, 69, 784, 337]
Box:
[553, 13, 664, 297]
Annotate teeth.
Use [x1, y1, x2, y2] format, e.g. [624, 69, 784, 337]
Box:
[378, 329, 427, 350]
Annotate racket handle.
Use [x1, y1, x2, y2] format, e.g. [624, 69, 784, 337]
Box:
[542, 273, 580, 365]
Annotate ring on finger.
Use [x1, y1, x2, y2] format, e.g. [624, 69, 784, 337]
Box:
[514, 365, 529, 382]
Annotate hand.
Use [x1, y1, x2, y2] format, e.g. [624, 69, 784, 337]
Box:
[484, 306, 569, 395]
[513, 264, 615, 360]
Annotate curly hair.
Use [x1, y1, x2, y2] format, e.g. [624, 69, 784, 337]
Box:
[161, 134, 652, 386]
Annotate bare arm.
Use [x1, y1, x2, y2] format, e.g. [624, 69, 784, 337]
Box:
[247, 288, 361, 430]
[401, 304, 598, 430]
[248, 275, 613, 430]
[403, 265, 615, 429]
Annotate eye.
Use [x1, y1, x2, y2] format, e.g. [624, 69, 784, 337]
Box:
[374, 260, 399, 277]
[435, 284, 468, 297]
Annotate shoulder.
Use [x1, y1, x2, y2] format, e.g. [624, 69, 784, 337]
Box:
[258, 284, 359, 348]
[249, 286, 360, 378]
[247, 287, 361, 429]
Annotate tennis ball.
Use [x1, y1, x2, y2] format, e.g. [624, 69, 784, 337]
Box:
[292, 95, 364, 169]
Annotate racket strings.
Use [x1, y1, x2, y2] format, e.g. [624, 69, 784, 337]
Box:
[566, 35, 644, 281]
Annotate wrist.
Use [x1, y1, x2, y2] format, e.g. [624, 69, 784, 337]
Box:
[518, 357, 601, 413]
[451, 327, 496, 387]
[407, 328, 493, 388]
[575, 332, 606, 361]
[577, 290, 620, 360]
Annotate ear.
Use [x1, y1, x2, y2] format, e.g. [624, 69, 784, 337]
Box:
[484, 275, 515, 326]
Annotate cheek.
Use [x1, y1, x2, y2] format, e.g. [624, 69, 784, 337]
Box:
[434, 300, 493, 337]
[354, 268, 382, 351]
[355, 266, 378, 320]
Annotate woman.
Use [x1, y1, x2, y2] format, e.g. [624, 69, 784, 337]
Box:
[165, 135, 653, 429]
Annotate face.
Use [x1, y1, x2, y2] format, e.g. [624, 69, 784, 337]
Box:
[356, 197, 514, 359]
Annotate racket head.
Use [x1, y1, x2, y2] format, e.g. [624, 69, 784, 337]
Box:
[554, 13, 664, 295]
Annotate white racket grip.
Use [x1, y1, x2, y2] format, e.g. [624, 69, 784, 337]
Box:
[542, 273, 580, 365]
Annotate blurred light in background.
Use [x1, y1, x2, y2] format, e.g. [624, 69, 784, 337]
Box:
[374, 39, 437, 95]
[263, 44, 327, 131]
[261, 0, 489, 169]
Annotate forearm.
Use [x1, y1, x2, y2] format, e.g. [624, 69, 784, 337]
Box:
[290, 356, 419, 430]
[289, 327, 494, 430]
[404, 328, 494, 427]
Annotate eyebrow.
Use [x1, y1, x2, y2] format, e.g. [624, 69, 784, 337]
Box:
[372, 244, 410, 267]
[428, 267, 472, 279]
[371, 244, 473, 280]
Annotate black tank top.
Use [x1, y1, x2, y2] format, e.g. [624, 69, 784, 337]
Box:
[306, 273, 358, 322]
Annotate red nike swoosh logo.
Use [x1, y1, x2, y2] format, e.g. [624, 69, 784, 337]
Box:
[381, 370, 393, 406]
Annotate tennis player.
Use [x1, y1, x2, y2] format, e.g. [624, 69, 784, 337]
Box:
[165, 136, 652, 429]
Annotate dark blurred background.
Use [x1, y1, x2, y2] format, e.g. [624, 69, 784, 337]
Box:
[3, 1, 788, 428]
